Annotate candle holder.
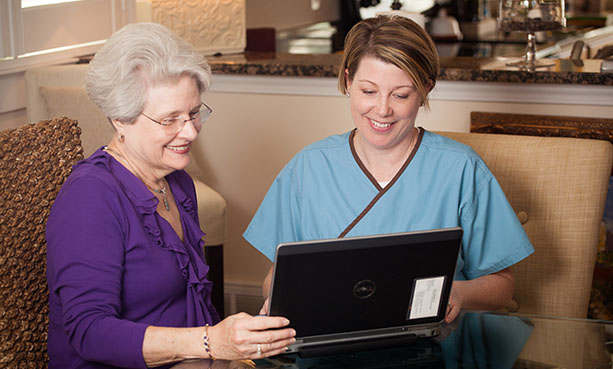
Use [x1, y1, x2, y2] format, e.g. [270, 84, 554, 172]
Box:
[498, 0, 565, 71]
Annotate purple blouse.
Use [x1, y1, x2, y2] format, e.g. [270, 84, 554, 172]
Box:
[46, 148, 220, 369]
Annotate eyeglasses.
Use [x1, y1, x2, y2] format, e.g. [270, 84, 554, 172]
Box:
[140, 101, 212, 135]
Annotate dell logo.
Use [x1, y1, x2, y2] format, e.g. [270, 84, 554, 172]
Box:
[353, 280, 376, 299]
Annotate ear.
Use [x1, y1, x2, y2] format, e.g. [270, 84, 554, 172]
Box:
[345, 68, 352, 92]
[426, 79, 435, 94]
[110, 118, 130, 140]
[109, 118, 124, 131]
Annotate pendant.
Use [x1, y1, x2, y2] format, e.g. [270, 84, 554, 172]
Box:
[158, 187, 170, 211]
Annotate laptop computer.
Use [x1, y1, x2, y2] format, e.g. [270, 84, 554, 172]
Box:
[267, 227, 463, 357]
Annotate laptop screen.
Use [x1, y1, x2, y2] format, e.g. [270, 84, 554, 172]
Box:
[268, 228, 462, 339]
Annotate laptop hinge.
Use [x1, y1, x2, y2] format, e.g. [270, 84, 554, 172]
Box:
[297, 334, 418, 358]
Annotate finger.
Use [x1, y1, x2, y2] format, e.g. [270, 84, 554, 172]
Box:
[263, 336, 296, 350]
[252, 327, 296, 345]
[247, 316, 291, 331]
[259, 298, 270, 315]
[445, 305, 460, 323]
[259, 347, 292, 358]
[251, 337, 296, 359]
[230, 326, 295, 356]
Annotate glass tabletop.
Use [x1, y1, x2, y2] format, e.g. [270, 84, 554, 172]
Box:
[171, 311, 613, 369]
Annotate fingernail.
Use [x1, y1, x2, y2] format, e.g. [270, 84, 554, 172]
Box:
[283, 318, 290, 325]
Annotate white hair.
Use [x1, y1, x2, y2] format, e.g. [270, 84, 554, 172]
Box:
[85, 22, 211, 123]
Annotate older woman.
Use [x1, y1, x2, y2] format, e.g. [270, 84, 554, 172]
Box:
[244, 15, 534, 323]
[46, 23, 295, 369]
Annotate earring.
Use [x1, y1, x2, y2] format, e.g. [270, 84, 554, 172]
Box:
[119, 133, 125, 143]
[346, 92, 350, 97]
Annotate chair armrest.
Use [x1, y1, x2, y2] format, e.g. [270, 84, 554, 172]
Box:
[192, 178, 227, 246]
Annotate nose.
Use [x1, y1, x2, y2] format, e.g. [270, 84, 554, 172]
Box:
[374, 95, 392, 117]
[178, 119, 200, 140]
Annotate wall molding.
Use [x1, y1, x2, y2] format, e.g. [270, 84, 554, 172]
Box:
[4, 69, 612, 119]
[431, 80, 613, 106]
[211, 74, 613, 106]
[224, 282, 263, 316]
[211, 74, 340, 97]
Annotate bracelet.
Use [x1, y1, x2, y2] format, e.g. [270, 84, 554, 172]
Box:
[203, 324, 216, 360]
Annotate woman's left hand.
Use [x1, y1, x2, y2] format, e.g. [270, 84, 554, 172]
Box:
[445, 286, 463, 323]
[207, 312, 296, 360]
[444, 269, 514, 323]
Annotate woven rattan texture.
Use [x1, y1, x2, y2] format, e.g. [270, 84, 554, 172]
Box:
[0, 117, 82, 368]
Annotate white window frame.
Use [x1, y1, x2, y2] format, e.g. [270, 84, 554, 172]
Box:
[0, 0, 135, 75]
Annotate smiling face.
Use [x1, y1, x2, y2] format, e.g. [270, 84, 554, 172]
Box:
[117, 74, 202, 181]
[347, 56, 423, 153]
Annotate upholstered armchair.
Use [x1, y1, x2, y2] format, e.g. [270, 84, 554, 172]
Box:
[438, 131, 613, 319]
[24, 64, 227, 315]
[0, 117, 83, 368]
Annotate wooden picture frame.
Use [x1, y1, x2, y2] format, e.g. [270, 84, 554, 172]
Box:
[470, 111, 613, 143]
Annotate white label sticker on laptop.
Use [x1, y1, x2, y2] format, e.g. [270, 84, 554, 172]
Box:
[408, 276, 445, 320]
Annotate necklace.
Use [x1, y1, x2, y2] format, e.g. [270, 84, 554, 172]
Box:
[103, 146, 170, 211]
[151, 184, 170, 211]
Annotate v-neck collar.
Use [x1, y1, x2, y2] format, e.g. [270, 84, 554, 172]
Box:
[349, 127, 425, 192]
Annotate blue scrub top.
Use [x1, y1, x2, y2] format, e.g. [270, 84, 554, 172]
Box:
[244, 129, 534, 280]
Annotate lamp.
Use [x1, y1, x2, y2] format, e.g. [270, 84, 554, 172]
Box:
[150, 0, 246, 55]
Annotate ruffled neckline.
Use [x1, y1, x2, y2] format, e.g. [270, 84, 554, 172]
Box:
[80, 147, 220, 326]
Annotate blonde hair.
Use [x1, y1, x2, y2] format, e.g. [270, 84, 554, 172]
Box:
[85, 22, 211, 124]
[338, 15, 440, 108]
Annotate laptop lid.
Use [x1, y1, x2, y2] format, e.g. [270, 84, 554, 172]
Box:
[267, 227, 462, 353]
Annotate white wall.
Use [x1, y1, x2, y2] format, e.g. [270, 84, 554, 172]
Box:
[0, 0, 135, 131]
[0, 71, 28, 130]
[194, 92, 353, 287]
[4, 70, 612, 312]
[3, 69, 613, 302]
[0, 109, 27, 130]
[0, 0, 339, 131]
[198, 76, 613, 288]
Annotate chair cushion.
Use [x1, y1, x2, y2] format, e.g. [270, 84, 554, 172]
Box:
[0, 117, 83, 367]
[40, 86, 113, 157]
[439, 131, 613, 318]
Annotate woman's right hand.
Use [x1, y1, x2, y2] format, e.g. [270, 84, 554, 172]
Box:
[207, 313, 295, 360]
